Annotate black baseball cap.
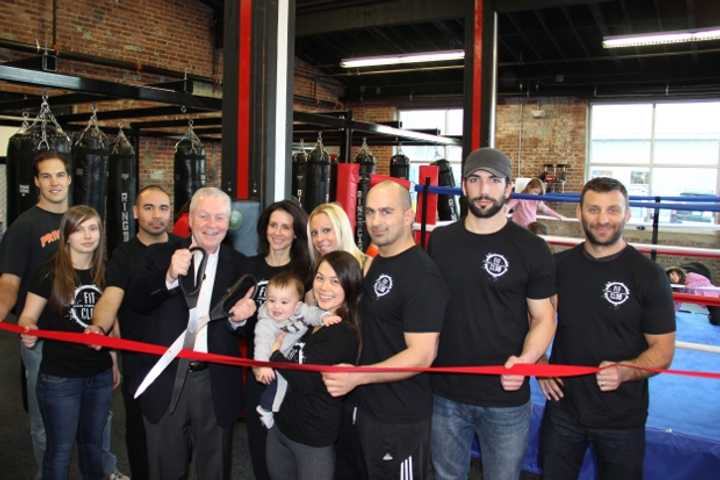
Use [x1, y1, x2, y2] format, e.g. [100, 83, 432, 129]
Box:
[462, 147, 512, 179]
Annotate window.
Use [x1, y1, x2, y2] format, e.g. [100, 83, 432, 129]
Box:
[396, 109, 463, 187]
[589, 102, 720, 225]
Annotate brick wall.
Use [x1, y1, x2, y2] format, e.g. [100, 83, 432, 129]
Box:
[496, 97, 588, 216]
[2, 0, 218, 78]
[345, 104, 397, 175]
[496, 98, 587, 192]
[294, 58, 344, 111]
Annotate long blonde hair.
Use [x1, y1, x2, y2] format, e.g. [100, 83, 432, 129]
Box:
[49, 205, 106, 313]
[307, 203, 365, 267]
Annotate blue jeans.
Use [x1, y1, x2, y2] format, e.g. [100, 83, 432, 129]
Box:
[37, 370, 113, 480]
[22, 342, 118, 478]
[540, 404, 645, 480]
[21, 341, 46, 477]
[431, 394, 531, 480]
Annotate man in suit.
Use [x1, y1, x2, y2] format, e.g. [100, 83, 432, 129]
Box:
[126, 187, 256, 479]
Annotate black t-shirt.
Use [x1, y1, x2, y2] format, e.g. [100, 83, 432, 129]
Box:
[356, 246, 448, 423]
[551, 244, 675, 428]
[0, 206, 63, 318]
[106, 235, 182, 384]
[429, 220, 556, 407]
[273, 321, 359, 447]
[243, 255, 293, 358]
[30, 266, 112, 377]
[106, 235, 183, 333]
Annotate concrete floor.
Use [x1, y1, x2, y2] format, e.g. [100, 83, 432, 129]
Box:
[0, 328, 539, 480]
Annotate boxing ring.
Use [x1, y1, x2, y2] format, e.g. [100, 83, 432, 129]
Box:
[521, 312, 720, 480]
[377, 172, 720, 479]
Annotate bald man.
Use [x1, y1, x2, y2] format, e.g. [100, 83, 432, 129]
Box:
[323, 181, 449, 480]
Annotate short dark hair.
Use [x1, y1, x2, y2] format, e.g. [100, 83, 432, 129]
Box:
[580, 177, 628, 207]
[136, 185, 170, 205]
[268, 271, 305, 299]
[32, 151, 70, 177]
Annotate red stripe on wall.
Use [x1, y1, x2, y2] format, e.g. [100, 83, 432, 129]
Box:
[236, 0, 252, 199]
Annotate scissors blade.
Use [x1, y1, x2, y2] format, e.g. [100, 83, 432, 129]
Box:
[134, 330, 187, 399]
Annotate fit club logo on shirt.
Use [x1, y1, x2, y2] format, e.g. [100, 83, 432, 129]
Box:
[374, 274, 393, 298]
[602, 281, 630, 307]
[68, 284, 102, 328]
[483, 253, 510, 279]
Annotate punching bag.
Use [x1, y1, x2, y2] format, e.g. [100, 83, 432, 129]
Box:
[6, 115, 34, 225]
[304, 132, 331, 212]
[390, 146, 410, 180]
[6, 100, 72, 224]
[73, 109, 109, 219]
[174, 121, 206, 212]
[354, 138, 376, 251]
[432, 159, 459, 221]
[107, 128, 137, 253]
[291, 139, 308, 208]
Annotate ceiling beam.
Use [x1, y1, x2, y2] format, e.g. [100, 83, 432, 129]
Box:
[297, 0, 467, 36]
[296, 0, 614, 37]
[0, 66, 221, 110]
[56, 106, 205, 123]
[505, 13, 544, 62]
[618, 0, 645, 68]
[561, 6, 591, 57]
[534, 10, 567, 59]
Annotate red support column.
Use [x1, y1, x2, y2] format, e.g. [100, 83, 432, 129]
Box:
[471, 0, 484, 150]
[235, 0, 252, 199]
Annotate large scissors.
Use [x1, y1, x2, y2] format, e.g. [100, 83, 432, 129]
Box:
[134, 246, 257, 407]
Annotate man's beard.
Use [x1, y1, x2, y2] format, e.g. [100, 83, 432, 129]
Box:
[467, 195, 507, 219]
[581, 218, 625, 246]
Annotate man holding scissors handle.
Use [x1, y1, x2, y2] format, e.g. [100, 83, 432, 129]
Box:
[125, 187, 257, 479]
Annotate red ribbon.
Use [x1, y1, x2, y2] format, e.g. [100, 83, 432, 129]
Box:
[672, 292, 720, 307]
[3, 322, 720, 379]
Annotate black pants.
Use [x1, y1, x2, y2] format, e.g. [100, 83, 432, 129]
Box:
[540, 404, 645, 480]
[121, 379, 149, 480]
[357, 409, 431, 480]
[246, 374, 271, 480]
[334, 402, 366, 480]
[709, 306, 720, 325]
[144, 369, 233, 480]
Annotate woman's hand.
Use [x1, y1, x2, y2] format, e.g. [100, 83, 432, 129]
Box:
[20, 323, 39, 348]
[321, 314, 342, 327]
[110, 352, 122, 390]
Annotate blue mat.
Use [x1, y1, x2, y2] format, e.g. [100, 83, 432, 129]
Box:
[473, 312, 720, 479]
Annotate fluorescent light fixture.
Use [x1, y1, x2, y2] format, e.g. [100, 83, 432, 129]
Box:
[603, 27, 720, 48]
[340, 49, 465, 68]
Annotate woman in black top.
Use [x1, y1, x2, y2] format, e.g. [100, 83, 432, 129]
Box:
[20, 205, 114, 480]
[266, 250, 362, 480]
[245, 199, 312, 480]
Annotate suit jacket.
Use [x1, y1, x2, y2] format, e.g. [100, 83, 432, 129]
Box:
[126, 241, 250, 427]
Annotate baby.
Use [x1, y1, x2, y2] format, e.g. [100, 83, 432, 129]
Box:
[253, 271, 339, 428]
